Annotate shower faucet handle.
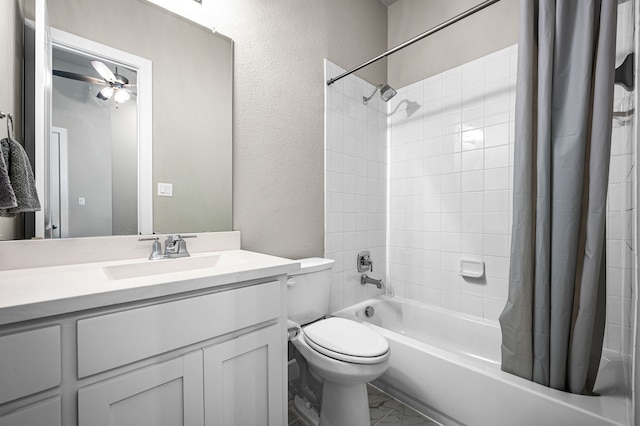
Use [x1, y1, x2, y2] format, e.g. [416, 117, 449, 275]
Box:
[357, 250, 373, 273]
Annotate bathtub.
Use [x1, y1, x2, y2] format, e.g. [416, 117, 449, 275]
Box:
[335, 296, 631, 426]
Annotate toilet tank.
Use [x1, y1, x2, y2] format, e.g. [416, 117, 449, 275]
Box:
[287, 258, 335, 325]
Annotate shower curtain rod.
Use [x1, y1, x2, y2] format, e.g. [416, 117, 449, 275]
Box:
[326, 0, 502, 86]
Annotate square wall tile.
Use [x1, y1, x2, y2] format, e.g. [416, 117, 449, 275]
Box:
[461, 293, 484, 317]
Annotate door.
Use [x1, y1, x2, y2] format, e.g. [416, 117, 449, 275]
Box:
[78, 351, 204, 426]
[203, 324, 284, 426]
[47, 127, 68, 238]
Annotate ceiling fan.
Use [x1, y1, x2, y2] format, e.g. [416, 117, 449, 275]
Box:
[53, 60, 136, 105]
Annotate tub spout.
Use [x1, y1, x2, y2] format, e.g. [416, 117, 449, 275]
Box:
[361, 273, 384, 289]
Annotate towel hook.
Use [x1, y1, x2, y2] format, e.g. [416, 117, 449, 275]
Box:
[0, 111, 12, 139]
[6, 113, 13, 140]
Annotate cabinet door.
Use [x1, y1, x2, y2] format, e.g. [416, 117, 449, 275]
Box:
[0, 325, 61, 405]
[78, 351, 204, 426]
[0, 396, 61, 426]
[203, 324, 284, 426]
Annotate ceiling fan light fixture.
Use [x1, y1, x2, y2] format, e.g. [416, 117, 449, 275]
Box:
[97, 86, 115, 100]
[114, 89, 131, 104]
[55, 60, 135, 106]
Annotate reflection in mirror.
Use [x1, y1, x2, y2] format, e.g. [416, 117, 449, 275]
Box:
[51, 46, 141, 238]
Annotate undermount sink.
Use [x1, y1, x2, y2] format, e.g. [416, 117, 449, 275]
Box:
[103, 254, 247, 280]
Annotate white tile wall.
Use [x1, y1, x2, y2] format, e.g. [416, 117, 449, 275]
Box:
[387, 45, 517, 322]
[604, 0, 636, 357]
[324, 60, 386, 312]
[326, 28, 635, 356]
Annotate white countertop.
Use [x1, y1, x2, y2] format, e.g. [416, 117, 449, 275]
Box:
[0, 249, 299, 326]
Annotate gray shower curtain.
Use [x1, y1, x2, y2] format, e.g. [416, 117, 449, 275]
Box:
[499, 0, 617, 395]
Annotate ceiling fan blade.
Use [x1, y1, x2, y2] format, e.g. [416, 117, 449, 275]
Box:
[91, 60, 117, 83]
[53, 69, 106, 85]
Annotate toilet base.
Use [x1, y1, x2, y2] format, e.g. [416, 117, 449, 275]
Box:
[293, 382, 371, 426]
[319, 381, 370, 426]
[294, 395, 320, 426]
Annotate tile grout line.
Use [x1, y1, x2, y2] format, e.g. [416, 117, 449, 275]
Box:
[372, 403, 402, 426]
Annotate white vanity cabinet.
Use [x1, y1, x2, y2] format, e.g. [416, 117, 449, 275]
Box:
[78, 325, 284, 426]
[0, 276, 288, 426]
[76, 280, 285, 426]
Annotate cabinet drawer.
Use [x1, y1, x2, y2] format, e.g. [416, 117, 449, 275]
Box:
[77, 281, 281, 378]
[0, 396, 61, 426]
[0, 326, 61, 404]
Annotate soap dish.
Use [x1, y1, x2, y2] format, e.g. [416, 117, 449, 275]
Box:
[459, 258, 485, 278]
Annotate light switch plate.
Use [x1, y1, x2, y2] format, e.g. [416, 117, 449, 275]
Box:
[158, 183, 173, 197]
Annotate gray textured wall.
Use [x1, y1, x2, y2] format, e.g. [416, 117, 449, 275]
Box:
[208, 0, 389, 258]
[0, 0, 24, 240]
[388, 0, 519, 87]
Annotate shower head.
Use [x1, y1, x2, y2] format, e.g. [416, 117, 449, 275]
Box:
[363, 84, 397, 105]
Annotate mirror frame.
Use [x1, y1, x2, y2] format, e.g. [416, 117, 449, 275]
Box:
[45, 26, 153, 235]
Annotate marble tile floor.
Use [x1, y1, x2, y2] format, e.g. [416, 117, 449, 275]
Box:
[288, 384, 440, 426]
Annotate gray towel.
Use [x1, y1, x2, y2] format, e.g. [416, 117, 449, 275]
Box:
[0, 140, 17, 209]
[0, 137, 41, 217]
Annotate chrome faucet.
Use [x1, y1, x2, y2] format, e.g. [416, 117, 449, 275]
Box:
[139, 234, 197, 260]
[163, 234, 196, 258]
[361, 274, 384, 289]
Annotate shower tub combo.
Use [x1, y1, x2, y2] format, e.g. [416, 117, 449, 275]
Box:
[335, 296, 630, 426]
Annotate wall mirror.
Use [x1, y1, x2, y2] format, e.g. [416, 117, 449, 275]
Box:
[1, 0, 233, 240]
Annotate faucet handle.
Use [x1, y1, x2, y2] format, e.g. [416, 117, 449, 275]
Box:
[164, 235, 179, 254]
[166, 234, 196, 242]
[164, 234, 196, 256]
[174, 235, 196, 255]
[357, 250, 373, 272]
[139, 237, 164, 260]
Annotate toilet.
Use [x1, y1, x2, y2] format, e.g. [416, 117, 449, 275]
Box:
[287, 258, 390, 426]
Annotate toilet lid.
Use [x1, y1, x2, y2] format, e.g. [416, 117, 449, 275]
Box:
[303, 317, 389, 361]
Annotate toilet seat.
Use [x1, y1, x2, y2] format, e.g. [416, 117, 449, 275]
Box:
[303, 317, 389, 365]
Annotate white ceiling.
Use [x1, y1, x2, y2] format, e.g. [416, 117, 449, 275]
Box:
[378, 0, 398, 7]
